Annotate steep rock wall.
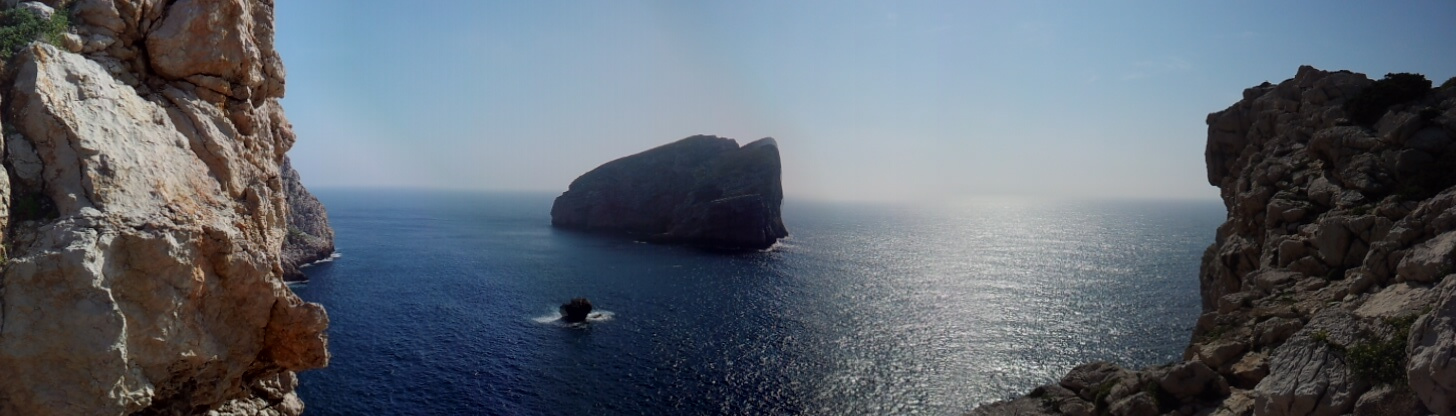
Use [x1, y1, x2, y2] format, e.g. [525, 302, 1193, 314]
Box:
[971, 67, 1456, 415]
[0, 0, 329, 415]
[280, 156, 334, 281]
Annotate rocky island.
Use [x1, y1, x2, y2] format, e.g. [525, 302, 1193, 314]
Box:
[971, 67, 1456, 415]
[551, 135, 789, 251]
[0, 1, 331, 414]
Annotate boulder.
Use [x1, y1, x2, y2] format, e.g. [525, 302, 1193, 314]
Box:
[551, 135, 788, 250]
[1253, 309, 1368, 416]
[560, 298, 593, 323]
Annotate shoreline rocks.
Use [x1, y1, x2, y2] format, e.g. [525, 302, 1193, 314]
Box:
[970, 67, 1456, 415]
[281, 156, 336, 281]
[551, 135, 788, 251]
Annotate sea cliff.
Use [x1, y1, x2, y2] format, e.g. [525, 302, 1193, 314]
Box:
[0, 1, 330, 414]
[551, 135, 788, 250]
[972, 67, 1456, 415]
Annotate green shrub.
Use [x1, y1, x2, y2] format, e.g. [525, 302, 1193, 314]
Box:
[0, 6, 71, 59]
[1344, 73, 1433, 126]
[1346, 314, 1419, 386]
[1443, 76, 1456, 91]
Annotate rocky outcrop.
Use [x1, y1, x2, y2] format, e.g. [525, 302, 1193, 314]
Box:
[560, 298, 593, 323]
[971, 67, 1456, 415]
[280, 156, 334, 281]
[0, 1, 328, 415]
[551, 135, 788, 250]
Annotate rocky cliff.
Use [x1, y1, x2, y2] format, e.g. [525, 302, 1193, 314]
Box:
[281, 156, 334, 281]
[972, 67, 1456, 415]
[551, 135, 788, 250]
[0, 1, 329, 415]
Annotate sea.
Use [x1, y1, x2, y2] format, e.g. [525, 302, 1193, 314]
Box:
[291, 189, 1226, 415]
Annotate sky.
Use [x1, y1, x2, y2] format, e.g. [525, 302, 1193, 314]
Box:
[274, 1, 1456, 203]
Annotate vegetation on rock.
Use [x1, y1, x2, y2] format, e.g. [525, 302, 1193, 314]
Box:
[1343, 72, 1432, 125]
[0, 6, 69, 59]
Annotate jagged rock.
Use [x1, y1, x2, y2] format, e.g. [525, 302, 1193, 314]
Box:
[1408, 275, 1456, 415]
[1352, 384, 1424, 416]
[1154, 361, 1227, 401]
[1396, 230, 1456, 283]
[1230, 353, 1270, 388]
[1254, 317, 1303, 348]
[971, 66, 1456, 416]
[1107, 392, 1158, 416]
[0, 0, 327, 412]
[1059, 361, 1129, 401]
[560, 298, 593, 323]
[1253, 309, 1368, 416]
[551, 135, 788, 250]
[280, 156, 335, 281]
[1193, 339, 1248, 370]
[1355, 282, 1435, 319]
[16, 1, 53, 19]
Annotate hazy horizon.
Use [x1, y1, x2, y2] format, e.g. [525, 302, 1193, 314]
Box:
[274, 1, 1456, 203]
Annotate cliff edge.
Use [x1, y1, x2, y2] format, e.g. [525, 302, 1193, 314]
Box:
[0, 1, 329, 415]
[551, 135, 788, 250]
[972, 67, 1456, 415]
[281, 156, 334, 281]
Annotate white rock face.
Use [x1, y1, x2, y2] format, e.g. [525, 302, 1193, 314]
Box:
[0, 0, 328, 412]
[1408, 276, 1456, 416]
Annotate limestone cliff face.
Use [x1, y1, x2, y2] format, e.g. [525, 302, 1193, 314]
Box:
[972, 67, 1456, 415]
[281, 156, 334, 281]
[0, 1, 329, 415]
[551, 135, 788, 250]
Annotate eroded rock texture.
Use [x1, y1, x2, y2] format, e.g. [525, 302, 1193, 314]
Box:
[551, 135, 788, 250]
[970, 67, 1456, 415]
[0, 0, 329, 414]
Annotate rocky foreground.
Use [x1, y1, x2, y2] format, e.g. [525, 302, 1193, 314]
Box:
[551, 135, 788, 250]
[0, 1, 330, 414]
[972, 67, 1456, 415]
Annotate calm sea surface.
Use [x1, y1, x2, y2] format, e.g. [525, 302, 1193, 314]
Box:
[292, 190, 1224, 415]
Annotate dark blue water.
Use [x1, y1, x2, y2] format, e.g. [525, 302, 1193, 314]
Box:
[292, 190, 1224, 415]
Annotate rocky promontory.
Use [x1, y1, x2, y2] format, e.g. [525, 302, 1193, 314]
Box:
[551, 135, 788, 250]
[281, 156, 335, 281]
[0, 1, 329, 415]
[972, 67, 1456, 415]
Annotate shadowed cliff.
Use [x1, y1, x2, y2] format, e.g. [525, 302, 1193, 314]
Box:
[971, 67, 1456, 416]
[551, 135, 788, 251]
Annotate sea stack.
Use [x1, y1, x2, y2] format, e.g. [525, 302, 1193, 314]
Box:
[551, 135, 789, 250]
[560, 298, 594, 323]
[972, 67, 1456, 415]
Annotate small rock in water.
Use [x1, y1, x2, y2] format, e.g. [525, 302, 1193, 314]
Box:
[560, 298, 593, 323]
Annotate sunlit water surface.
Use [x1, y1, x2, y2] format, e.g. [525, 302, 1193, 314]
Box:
[292, 190, 1223, 415]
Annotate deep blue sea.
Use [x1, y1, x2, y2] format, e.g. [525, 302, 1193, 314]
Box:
[291, 190, 1224, 415]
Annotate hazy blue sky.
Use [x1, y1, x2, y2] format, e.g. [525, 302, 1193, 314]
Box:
[275, 1, 1456, 202]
